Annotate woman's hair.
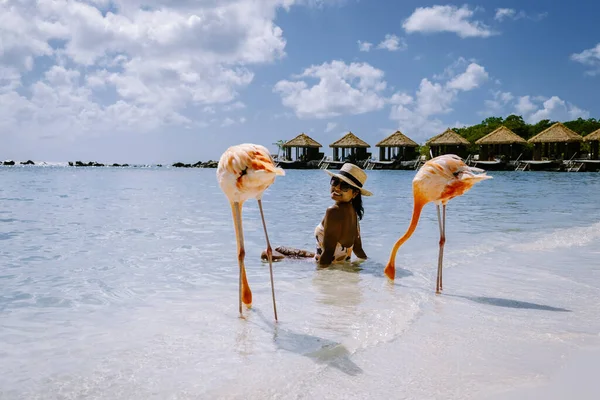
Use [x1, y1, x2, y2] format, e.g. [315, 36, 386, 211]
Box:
[352, 191, 364, 220]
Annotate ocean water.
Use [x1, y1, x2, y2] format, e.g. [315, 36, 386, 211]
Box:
[1, 166, 599, 399]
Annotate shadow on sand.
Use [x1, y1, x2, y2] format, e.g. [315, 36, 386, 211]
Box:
[448, 294, 572, 312]
[251, 308, 363, 376]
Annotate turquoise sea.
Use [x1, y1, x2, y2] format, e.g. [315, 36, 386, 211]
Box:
[1, 166, 599, 399]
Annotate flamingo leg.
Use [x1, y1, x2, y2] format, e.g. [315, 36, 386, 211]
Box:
[231, 201, 252, 316]
[436, 204, 446, 294]
[257, 199, 278, 322]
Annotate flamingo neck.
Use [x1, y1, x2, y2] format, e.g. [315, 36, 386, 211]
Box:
[391, 196, 425, 255]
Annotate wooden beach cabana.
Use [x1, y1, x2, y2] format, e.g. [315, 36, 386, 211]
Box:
[584, 128, 600, 160]
[280, 133, 322, 162]
[364, 130, 419, 170]
[580, 128, 600, 171]
[516, 122, 583, 171]
[328, 132, 370, 167]
[376, 130, 419, 161]
[473, 126, 527, 170]
[528, 122, 583, 161]
[426, 128, 470, 159]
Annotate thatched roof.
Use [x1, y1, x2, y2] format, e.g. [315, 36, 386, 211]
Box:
[376, 130, 419, 148]
[475, 126, 526, 145]
[426, 128, 470, 146]
[528, 122, 583, 143]
[584, 128, 600, 142]
[329, 132, 370, 148]
[282, 133, 322, 148]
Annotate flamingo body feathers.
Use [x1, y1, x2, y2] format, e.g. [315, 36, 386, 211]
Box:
[217, 143, 285, 204]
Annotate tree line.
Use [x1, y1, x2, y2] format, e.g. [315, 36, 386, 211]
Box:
[453, 115, 600, 154]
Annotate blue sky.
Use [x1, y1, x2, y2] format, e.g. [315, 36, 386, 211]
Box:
[1, 0, 599, 163]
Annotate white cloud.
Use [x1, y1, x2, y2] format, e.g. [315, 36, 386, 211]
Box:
[221, 117, 236, 127]
[494, 8, 548, 22]
[0, 0, 305, 141]
[325, 122, 337, 132]
[494, 8, 516, 21]
[446, 63, 489, 91]
[527, 96, 589, 123]
[223, 101, 246, 111]
[402, 5, 495, 38]
[480, 92, 589, 123]
[571, 43, 600, 76]
[273, 60, 387, 118]
[357, 40, 372, 52]
[515, 95, 537, 115]
[388, 60, 489, 143]
[376, 34, 407, 52]
[481, 90, 514, 115]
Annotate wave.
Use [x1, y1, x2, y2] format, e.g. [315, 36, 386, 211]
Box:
[512, 221, 600, 252]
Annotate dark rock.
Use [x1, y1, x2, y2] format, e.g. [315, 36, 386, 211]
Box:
[3, 160, 15, 166]
[20, 160, 35, 165]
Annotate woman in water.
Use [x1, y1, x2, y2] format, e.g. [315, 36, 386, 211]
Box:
[264, 163, 372, 267]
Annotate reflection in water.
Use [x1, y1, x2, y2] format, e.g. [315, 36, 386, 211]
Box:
[313, 264, 364, 308]
[234, 314, 256, 358]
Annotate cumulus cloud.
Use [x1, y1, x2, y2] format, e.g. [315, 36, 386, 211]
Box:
[0, 0, 314, 142]
[402, 5, 495, 38]
[480, 91, 589, 123]
[494, 8, 517, 21]
[357, 40, 373, 52]
[494, 8, 548, 22]
[571, 43, 600, 76]
[376, 34, 407, 51]
[388, 60, 490, 142]
[273, 60, 387, 118]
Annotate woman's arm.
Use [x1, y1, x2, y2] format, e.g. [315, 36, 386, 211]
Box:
[353, 223, 367, 259]
[317, 207, 342, 267]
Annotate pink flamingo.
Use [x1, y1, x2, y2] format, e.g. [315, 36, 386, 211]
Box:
[384, 154, 492, 293]
[217, 143, 285, 320]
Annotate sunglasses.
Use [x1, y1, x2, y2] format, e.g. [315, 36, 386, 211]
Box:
[330, 177, 354, 191]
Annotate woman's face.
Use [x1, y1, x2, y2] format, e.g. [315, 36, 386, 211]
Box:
[330, 177, 358, 203]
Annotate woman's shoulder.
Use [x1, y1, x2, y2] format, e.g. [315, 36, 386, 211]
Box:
[325, 203, 353, 218]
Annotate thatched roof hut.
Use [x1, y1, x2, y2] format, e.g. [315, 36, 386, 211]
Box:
[475, 126, 526, 145]
[376, 130, 419, 161]
[584, 128, 600, 160]
[281, 133, 322, 161]
[528, 122, 583, 144]
[527, 122, 583, 161]
[329, 132, 370, 162]
[583, 128, 600, 142]
[282, 133, 322, 148]
[475, 126, 526, 161]
[330, 132, 370, 148]
[426, 128, 470, 158]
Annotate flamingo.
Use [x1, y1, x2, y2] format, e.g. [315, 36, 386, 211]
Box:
[217, 143, 285, 320]
[384, 154, 492, 293]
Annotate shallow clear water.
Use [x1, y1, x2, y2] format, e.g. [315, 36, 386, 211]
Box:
[1, 166, 599, 399]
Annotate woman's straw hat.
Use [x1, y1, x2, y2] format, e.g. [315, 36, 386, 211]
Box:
[325, 163, 373, 196]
